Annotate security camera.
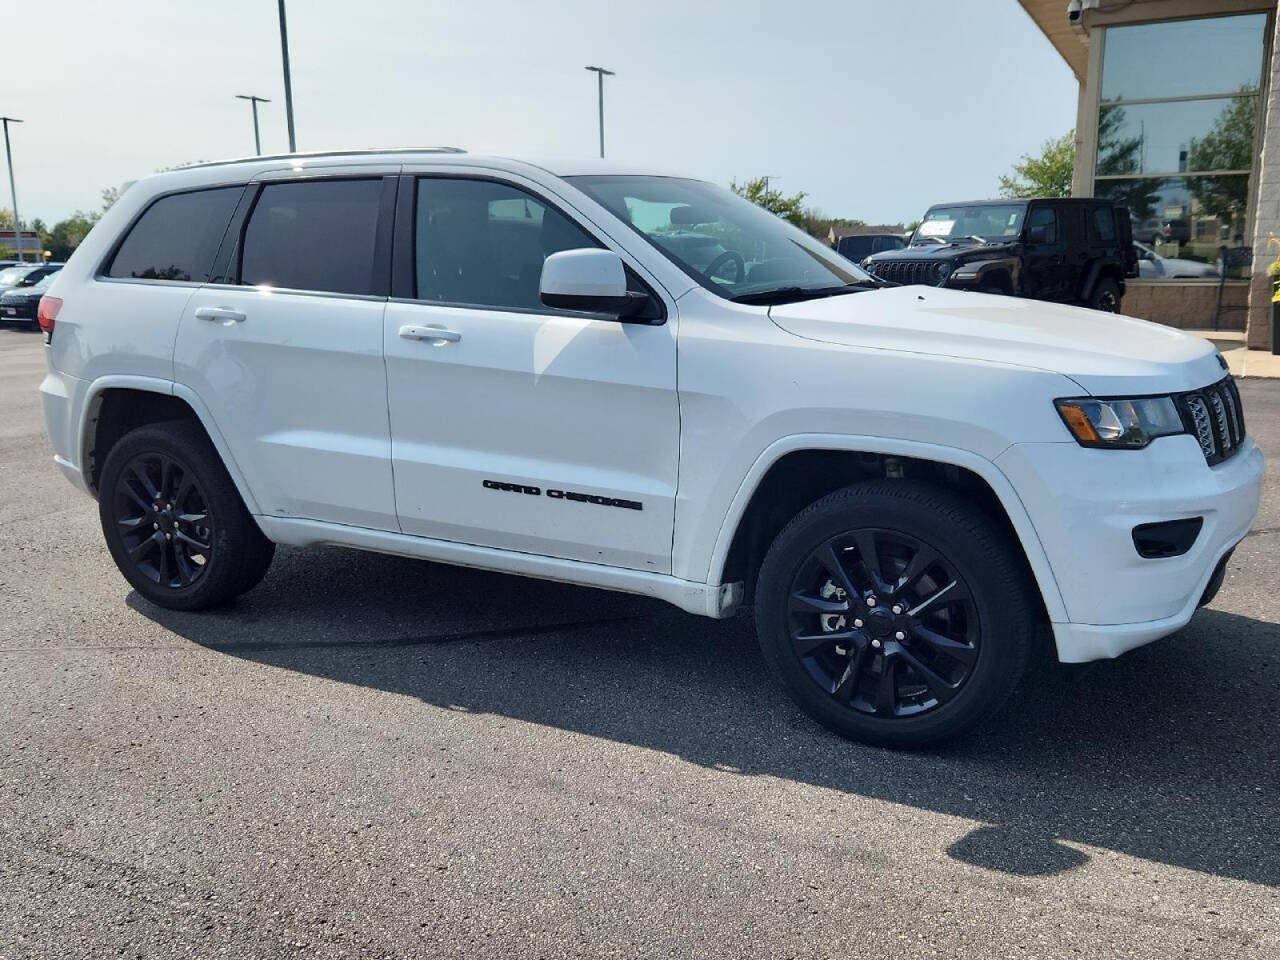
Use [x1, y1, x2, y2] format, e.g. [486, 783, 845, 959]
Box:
[1067, 0, 1082, 22]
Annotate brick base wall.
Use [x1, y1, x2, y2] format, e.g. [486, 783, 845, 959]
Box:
[1123, 282, 1249, 331]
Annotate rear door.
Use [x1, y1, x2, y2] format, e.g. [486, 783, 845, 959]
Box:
[1060, 202, 1092, 299]
[382, 169, 679, 572]
[174, 170, 400, 530]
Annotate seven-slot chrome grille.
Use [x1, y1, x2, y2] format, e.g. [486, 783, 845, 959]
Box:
[1176, 376, 1246, 465]
[864, 260, 940, 286]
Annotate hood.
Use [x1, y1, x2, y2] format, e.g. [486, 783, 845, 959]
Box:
[0, 286, 44, 302]
[769, 286, 1224, 396]
[867, 241, 1017, 264]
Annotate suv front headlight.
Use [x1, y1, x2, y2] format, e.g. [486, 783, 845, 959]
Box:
[1054, 396, 1184, 449]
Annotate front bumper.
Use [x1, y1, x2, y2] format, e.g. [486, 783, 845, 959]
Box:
[997, 434, 1263, 663]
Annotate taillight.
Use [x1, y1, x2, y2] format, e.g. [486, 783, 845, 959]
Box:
[37, 296, 61, 338]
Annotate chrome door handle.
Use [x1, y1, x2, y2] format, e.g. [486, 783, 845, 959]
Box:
[399, 323, 461, 343]
[194, 306, 246, 323]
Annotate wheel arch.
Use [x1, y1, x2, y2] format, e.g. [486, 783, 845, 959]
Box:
[1080, 259, 1125, 301]
[79, 377, 261, 514]
[707, 435, 1067, 623]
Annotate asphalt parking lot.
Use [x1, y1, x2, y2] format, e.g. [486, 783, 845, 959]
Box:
[1, 323, 1278, 959]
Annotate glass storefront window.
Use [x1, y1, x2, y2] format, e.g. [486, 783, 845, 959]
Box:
[1098, 97, 1255, 176]
[1094, 175, 1251, 278]
[1101, 14, 1266, 102]
[1096, 13, 1267, 281]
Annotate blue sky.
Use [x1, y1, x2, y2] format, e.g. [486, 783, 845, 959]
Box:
[23, 0, 1076, 226]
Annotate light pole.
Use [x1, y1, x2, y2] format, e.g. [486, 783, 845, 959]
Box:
[277, 0, 297, 152]
[1, 117, 24, 263]
[584, 65, 614, 159]
[762, 175, 779, 196]
[236, 94, 271, 155]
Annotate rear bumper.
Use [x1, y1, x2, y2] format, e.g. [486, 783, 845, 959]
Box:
[39, 367, 91, 496]
[997, 435, 1263, 663]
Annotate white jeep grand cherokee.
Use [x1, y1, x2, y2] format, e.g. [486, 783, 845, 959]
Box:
[38, 149, 1263, 747]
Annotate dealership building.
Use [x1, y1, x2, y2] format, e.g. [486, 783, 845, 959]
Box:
[1019, 0, 1278, 350]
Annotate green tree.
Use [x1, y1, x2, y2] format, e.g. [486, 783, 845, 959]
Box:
[42, 212, 99, 260]
[730, 176, 808, 227]
[101, 186, 121, 212]
[998, 130, 1075, 198]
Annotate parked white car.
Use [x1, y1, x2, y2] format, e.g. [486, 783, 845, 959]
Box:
[37, 149, 1263, 747]
[1134, 241, 1219, 279]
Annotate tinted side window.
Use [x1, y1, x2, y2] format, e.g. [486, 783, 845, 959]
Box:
[1092, 206, 1117, 242]
[1027, 206, 1058, 244]
[414, 177, 600, 309]
[240, 179, 382, 296]
[108, 187, 242, 282]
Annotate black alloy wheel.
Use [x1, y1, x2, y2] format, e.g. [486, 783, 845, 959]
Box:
[112, 451, 213, 589]
[787, 528, 979, 719]
[754, 480, 1033, 747]
[99, 420, 275, 610]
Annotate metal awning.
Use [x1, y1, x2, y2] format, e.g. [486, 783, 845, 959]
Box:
[1017, 0, 1090, 80]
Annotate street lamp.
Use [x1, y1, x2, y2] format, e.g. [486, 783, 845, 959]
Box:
[584, 65, 614, 159]
[0, 116, 24, 263]
[277, 0, 297, 152]
[235, 94, 272, 155]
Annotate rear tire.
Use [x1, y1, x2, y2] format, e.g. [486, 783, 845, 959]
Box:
[98, 421, 274, 611]
[1089, 278, 1122, 313]
[754, 480, 1033, 748]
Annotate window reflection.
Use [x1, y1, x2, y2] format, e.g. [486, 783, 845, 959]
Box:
[1101, 14, 1266, 102]
[1096, 13, 1266, 281]
[1098, 96, 1255, 176]
[1095, 175, 1250, 278]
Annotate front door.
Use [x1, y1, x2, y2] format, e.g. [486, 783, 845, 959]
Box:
[1021, 204, 1066, 300]
[174, 173, 400, 531]
[383, 172, 679, 573]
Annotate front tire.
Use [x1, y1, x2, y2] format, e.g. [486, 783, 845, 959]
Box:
[754, 480, 1033, 748]
[98, 421, 274, 611]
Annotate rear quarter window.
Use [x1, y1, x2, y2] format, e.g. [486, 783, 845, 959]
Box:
[1092, 206, 1117, 242]
[107, 186, 242, 282]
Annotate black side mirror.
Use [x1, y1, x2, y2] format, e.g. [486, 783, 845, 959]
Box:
[1027, 225, 1050, 245]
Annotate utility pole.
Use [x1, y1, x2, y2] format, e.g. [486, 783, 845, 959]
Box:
[584, 66, 614, 159]
[236, 95, 272, 155]
[762, 175, 779, 197]
[1, 117, 24, 263]
[277, 0, 297, 152]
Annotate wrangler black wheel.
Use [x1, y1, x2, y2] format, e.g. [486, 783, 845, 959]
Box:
[99, 421, 274, 610]
[1089, 278, 1121, 313]
[755, 480, 1033, 748]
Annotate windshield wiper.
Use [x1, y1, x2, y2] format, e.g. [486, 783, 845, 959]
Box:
[730, 283, 873, 305]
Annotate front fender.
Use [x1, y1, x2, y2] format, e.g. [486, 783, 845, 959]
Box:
[949, 256, 1019, 290]
[703, 433, 1068, 623]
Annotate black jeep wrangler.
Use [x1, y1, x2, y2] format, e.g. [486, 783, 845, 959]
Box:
[861, 198, 1139, 313]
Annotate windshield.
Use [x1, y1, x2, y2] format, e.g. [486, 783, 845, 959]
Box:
[567, 176, 873, 300]
[912, 204, 1026, 245]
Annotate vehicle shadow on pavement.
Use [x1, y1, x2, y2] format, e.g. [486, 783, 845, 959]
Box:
[131, 545, 1280, 887]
